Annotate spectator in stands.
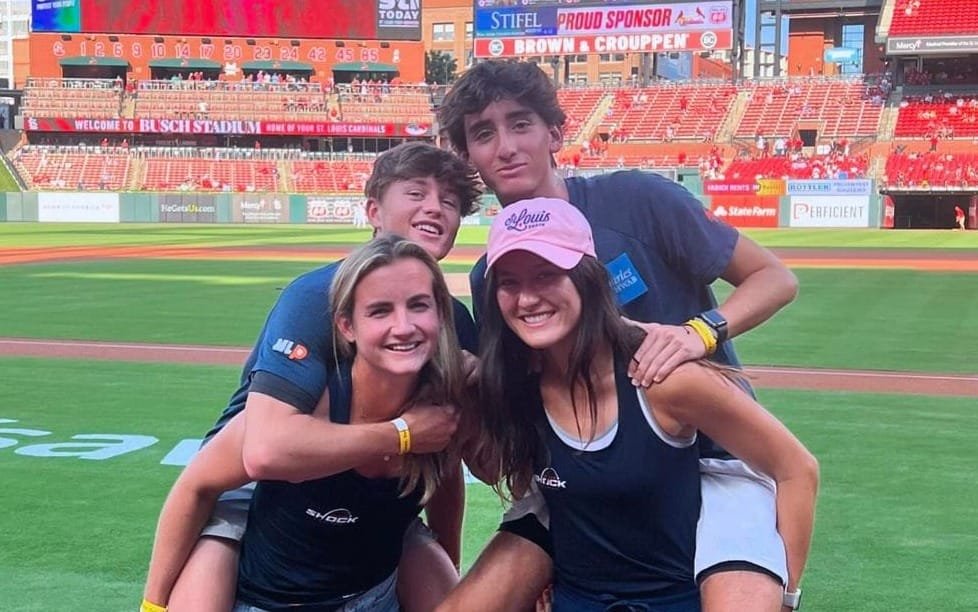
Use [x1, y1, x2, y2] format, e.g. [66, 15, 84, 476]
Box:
[437, 59, 804, 612]
[142, 143, 483, 612]
[774, 137, 787, 157]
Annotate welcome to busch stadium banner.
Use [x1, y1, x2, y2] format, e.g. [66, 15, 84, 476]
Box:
[23, 117, 433, 137]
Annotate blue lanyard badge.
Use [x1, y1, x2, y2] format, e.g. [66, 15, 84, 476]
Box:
[605, 253, 649, 306]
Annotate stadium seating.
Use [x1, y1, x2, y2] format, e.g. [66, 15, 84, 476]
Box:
[596, 82, 737, 142]
[735, 79, 882, 141]
[21, 78, 123, 119]
[890, 0, 978, 36]
[134, 80, 327, 121]
[894, 95, 978, 138]
[556, 88, 606, 142]
[723, 153, 869, 180]
[289, 158, 374, 193]
[884, 151, 978, 189]
[14, 145, 131, 190]
[141, 155, 280, 192]
[335, 84, 433, 125]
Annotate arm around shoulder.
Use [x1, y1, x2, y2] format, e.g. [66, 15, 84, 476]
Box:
[242, 391, 398, 482]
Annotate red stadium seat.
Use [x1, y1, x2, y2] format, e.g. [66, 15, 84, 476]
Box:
[890, 0, 978, 36]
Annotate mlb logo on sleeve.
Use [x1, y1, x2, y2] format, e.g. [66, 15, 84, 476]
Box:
[272, 338, 308, 360]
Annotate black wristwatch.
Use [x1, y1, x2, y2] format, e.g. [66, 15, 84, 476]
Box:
[696, 309, 728, 344]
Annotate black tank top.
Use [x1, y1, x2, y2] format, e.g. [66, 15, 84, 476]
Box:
[534, 354, 700, 599]
[237, 360, 423, 610]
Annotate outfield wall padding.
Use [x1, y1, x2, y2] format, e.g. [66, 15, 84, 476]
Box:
[0, 179, 883, 227]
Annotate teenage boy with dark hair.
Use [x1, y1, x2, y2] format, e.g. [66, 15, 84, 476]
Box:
[437, 61, 805, 612]
[143, 142, 483, 612]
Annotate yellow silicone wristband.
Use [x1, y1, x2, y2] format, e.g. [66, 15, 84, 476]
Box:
[392, 417, 411, 455]
[685, 319, 717, 356]
[140, 599, 167, 612]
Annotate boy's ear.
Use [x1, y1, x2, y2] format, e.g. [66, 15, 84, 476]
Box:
[365, 197, 382, 230]
[548, 125, 563, 154]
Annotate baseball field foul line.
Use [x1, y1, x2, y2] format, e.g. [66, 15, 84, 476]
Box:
[2, 338, 975, 397]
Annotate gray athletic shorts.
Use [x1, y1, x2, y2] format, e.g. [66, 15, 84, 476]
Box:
[502, 459, 788, 584]
[200, 482, 255, 542]
[695, 458, 788, 585]
[232, 569, 399, 612]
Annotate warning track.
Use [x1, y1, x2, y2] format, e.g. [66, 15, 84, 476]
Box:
[2, 338, 975, 397]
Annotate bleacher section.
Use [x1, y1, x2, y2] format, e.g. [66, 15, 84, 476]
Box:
[14, 75, 934, 192]
[13, 145, 131, 189]
[289, 159, 373, 193]
[894, 95, 978, 138]
[141, 155, 280, 191]
[556, 88, 605, 142]
[735, 79, 882, 140]
[335, 84, 432, 125]
[884, 151, 978, 189]
[21, 78, 123, 119]
[134, 80, 327, 121]
[890, 0, 978, 36]
[723, 153, 869, 180]
[596, 82, 737, 142]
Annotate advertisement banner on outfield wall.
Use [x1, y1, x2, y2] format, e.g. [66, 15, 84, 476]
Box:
[307, 196, 362, 224]
[159, 194, 217, 223]
[231, 195, 290, 224]
[704, 178, 785, 197]
[473, 0, 733, 57]
[789, 195, 870, 228]
[709, 196, 779, 228]
[38, 192, 119, 222]
[786, 179, 872, 197]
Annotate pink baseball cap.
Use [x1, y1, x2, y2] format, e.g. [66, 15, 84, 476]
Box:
[486, 197, 596, 275]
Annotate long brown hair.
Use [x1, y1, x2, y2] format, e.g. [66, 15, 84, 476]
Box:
[330, 235, 466, 503]
[476, 255, 644, 499]
[476, 255, 747, 500]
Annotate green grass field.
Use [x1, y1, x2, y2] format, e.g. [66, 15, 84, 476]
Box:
[1, 223, 976, 611]
[3, 222, 978, 249]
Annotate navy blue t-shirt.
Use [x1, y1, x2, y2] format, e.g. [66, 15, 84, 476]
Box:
[471, 171, 748, 458]
[236, 361, 424, 610]
[205, 260, 478, 441]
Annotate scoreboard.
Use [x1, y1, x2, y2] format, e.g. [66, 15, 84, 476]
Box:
[31, 0, 422, 41]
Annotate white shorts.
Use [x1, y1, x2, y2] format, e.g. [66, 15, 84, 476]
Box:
[694, 458, 788, 585]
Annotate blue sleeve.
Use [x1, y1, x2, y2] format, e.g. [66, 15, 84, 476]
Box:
[644, 174, 738, 284]
[250, 268, 336, 413]
[452, 298, 479, 354]
[616, 172, 738, 285]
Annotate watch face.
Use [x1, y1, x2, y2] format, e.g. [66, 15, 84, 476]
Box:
[700, 309, 727, 329]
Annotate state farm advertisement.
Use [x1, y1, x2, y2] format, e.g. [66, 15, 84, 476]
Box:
[709, 196, 779, 228]
[789, 196, 870, 228]
[474, 1, 732, 57]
